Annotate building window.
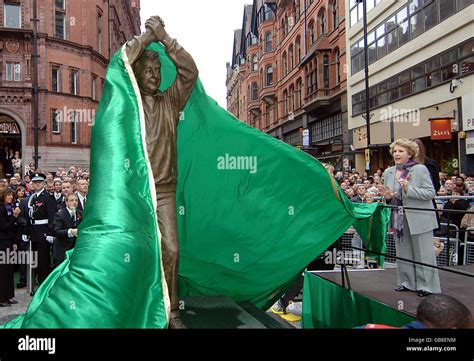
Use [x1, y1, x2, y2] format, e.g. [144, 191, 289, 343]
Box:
[295, 36, 301, 63]
[71, 112, 78, 144]
[52, 109, 61, 133]
[289, 85, 295, 112]
[97, 11, 103, 53]
[92, 76, 97, 100]
[52, 67, 61, 92]
[6, 63, 21, 81]
[296, 78, 303, 108]
[319, 10, 326, 35]
[282, 52, 288, 76]
[289, 44, 294, 69]
[323, 55, 330, 88]
[335, 50, 341, 84]
[309, 20, 315, 45]
[265, 32, 272, 52]
[350, 0, 382, 27]
[310, 114, 342, 142]
[70, 69, 79, 95]
[252, 55, 258, 72]
[266, 66, 273, 86]
[4, 2, 21, 28]
[332, 1, 339, 30]
[351, 39, 474, 115]
[351, 0, 468, 74]
[251, 82, 258, 101]
[55, 1, 66, 39]
[283, 90, 288, 115]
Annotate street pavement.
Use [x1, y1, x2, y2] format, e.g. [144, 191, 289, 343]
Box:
[0, 287, 30, 325]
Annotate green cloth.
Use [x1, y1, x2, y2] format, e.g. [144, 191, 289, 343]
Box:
[1, 43, 389, 328]
[302, 272, 415, 328]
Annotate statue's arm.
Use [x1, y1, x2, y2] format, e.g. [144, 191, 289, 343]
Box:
[161, 36, 199, 112]
[125, 28, 156, 66]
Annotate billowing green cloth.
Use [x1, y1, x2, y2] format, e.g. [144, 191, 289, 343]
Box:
[1, 42, 388, 328]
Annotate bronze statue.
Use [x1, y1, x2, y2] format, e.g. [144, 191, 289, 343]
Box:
[126, 16, 198, 329]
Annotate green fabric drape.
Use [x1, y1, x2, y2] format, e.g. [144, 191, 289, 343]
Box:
[302, 272, 415, 328]
[1, 42, 389, 328]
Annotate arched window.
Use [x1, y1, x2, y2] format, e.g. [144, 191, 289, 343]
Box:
[295, 36, 301, 64]
[308, 20, 315, 45]
[266, 65, 273, 86]
[289, 85, 295, 112]
[260, 68, 263, 88]
[323, 55, 329, 88]
[284, 14, 289, 36]
[335, 49, 340, 84]
[296, 78, 303, 108]
[319, 10, 326, 35]
[251, 82, 258, 100]
[289, 44, 294, 70]
[265, 32, 272, 52]
[295, 0, 300, 21]
[332, 1, 338, 30]
[282, 51, 288, 76]
[283, 90, 288, 115]
[252, 54, 258, 72]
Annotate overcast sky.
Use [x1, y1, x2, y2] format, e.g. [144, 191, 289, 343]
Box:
[140, 0, 251, 108]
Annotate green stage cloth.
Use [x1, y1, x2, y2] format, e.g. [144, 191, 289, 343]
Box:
[1, 42, 389, 328]
[302, 272, 415, 328]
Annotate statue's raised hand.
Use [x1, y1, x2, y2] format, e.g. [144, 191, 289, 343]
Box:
[145, 16, 167, 42]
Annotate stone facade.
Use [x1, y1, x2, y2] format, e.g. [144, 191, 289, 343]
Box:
[0, 0, 141, 174]
[227, 0, 349, 169]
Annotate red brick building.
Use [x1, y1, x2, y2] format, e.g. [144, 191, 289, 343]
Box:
[0, 0, 140, 175]
[227, 0, 349, 169]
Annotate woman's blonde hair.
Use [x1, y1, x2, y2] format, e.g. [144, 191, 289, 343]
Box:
[389, 138, 419, 159]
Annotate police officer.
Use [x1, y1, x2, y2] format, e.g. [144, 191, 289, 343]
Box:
[21, 173, 58, 285]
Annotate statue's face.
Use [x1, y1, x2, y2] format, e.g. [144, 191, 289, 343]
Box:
[136, 57, 161, 95]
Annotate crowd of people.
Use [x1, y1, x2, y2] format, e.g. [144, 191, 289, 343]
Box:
[0, 165, 88, 307]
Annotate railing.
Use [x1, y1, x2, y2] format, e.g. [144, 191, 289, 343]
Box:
[339, 196, 474, 269]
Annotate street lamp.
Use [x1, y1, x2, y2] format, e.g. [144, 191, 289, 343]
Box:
[357, 0, 371, 174]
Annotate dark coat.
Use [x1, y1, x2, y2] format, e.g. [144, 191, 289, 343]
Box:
[0, 204, 18, 241]
[53, 208, 82, 265]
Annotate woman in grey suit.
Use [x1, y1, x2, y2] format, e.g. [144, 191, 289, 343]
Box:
[382, 139, 441, 297]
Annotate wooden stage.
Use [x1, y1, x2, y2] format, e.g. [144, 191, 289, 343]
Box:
[310, 265, 474, 316]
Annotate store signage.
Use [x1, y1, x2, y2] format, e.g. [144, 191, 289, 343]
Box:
[467, 132, 474, 155]
[0, 121, 20, 134]
[430, 118, 452, 140]
[462, 94, 474, 131]
[302, 129, 310, 147]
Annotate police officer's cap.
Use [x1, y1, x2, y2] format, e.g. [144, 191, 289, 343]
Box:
[31, 173, 46, 182]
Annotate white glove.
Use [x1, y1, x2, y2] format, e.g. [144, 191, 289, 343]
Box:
[21, 235, 29, 242]
[46, 236, 55, 244]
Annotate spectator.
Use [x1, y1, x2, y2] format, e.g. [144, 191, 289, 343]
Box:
[53, 193, 82, 267]
[25, 163, 36, 178]
[0, 189, 20, 307]
[413, 139, 440, 193]
[76, 179, 88, 212]
[351, 184, 366, 203]
[11, 151, 22, 176]
[345, 187, 355, 199]
[404, 294, 472, 329]
[444, 179, 455, 194]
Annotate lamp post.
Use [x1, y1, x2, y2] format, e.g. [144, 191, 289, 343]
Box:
[358, 0, 371, 174]
[33, 0, 39, 170]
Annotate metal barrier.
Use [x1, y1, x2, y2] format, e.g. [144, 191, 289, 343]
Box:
[464, 227, 474, 266]
[340, 195, 474, 268]
[434, 223, 460, 266]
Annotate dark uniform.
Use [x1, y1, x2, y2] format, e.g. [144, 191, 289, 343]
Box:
[23, 174, 58, 285]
